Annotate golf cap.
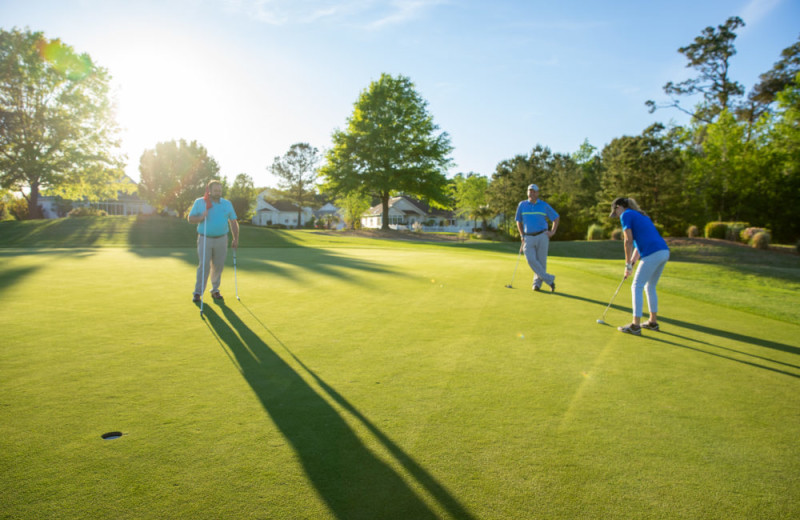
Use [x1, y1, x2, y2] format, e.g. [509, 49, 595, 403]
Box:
[527, 184, 539, 191]
[609, 197, 627, 217]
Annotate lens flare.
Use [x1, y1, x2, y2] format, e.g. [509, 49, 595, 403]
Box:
[37, 38, 93, 81]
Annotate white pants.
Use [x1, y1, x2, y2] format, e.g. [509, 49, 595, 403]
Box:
[631, 249, 669, 318]
[195, 234, 228, 295]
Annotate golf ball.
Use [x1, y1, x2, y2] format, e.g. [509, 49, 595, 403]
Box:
[596, 319, 603, 324]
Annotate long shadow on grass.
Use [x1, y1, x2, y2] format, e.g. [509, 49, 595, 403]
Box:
[642, 334, 800, 380]
[236, 301, 478, 520]
[201, 303, 472, 519]
[553, 292, 800, 360]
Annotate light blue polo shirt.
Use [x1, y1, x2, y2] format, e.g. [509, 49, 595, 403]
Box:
[189, 197, 237, 236]
[515, 199, 559, 234]
[620, 209, 668, 257]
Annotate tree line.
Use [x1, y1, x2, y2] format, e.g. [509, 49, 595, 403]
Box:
[1, 20, 798, 241]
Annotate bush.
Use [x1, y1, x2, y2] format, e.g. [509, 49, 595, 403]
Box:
[705, 221, 727, 239]
[68, 207, 108, 217]
[725, 222, 749, 242]
[7, 197, 29, 220]
[796, 239, 800, 254]
[586, 224, 604, 241]
[687, 225, 700, 238]
[752, 231, 771, 250]
[740, 227, 768, 244]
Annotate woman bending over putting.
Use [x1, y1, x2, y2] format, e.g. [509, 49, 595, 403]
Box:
[609, 197, 670, 336]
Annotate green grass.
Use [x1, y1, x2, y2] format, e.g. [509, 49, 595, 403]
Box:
[1, 217, 799, 519]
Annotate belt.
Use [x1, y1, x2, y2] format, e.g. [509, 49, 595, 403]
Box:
[199, 234, 226, 238]
[525, 230, 546, 237]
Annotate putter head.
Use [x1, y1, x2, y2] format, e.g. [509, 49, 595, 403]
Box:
[505, 284, 513, 289]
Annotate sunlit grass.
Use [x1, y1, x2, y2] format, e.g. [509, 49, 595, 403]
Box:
[1, 218, 799, 519]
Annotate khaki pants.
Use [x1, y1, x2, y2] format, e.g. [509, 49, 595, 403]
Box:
[194, 234, 228, 295]
[523, 233, 555, 288]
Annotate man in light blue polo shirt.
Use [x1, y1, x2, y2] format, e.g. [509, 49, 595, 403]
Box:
[188, 180, 239, 303]
[515, 184, 559, 292]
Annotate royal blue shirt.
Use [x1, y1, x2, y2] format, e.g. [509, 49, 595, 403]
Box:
[189, 197, 237, 236]
[515, 199, 559, 234]
[620, 209, 668, 257]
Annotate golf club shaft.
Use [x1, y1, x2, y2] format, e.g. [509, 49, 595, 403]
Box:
[508, 246, 523, 286]
[200, 217, 207, 314]
[601, 275, 627, 321]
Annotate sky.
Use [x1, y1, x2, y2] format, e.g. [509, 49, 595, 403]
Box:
[2, 0, 798, 189]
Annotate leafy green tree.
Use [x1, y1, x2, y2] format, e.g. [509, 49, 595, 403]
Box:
[451, 172, 493, 230]
[682, 111, 757, 224]
[600, 124, 686, 235]
[743, 38, 800, 122]
[487, 152, 538, 237]
[138, 139, 220, 218]
[269, 143, 320, 226]
[336, 191, 371, 230]
[0, 28, 129, 219]
[647, 16, 745, 124]
[320, 73, 453, 230]
[760, 73, 800, 240]
[229, 173, 256, 222]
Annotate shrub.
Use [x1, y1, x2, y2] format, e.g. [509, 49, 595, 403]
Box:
[705, 221, 727, 239]
[68, 207, 107, 217]
[687, 225, 700, 238]
[752, 231, 771, 250]
[796, 239, 800, 254]
[412, 221, 423, 232]
[725, 222, 749, 242]
[7, 197, 30, 220]
[610, 228, 623, 240]
[740, 227, 767, 244]
[586, 224, 604, 241]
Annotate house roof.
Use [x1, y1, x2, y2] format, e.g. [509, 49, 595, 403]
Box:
[366, 195, 454, 219]
[267, 200, 302, 212]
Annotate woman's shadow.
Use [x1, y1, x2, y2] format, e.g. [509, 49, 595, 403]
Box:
[202, 303, 475, 519]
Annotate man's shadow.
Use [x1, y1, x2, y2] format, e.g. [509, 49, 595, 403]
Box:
[201, 303, 476, 520]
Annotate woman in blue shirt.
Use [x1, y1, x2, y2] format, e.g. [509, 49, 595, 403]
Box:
[609, 197, 669, 336]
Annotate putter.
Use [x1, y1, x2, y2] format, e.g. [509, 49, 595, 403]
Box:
[597, 275, 627, 325]
[233, 248, 239, 300]
[505, 245, 523, 288]
[200, 217, 208, 317]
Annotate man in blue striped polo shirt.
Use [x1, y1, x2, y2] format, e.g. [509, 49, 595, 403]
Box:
[515, 184, 559, 292]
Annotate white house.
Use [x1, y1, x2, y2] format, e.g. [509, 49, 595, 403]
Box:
[38, 175, 156, 218]
[252, 191, 313, 228]
[361, 196, 502, 232]
[315, 202, 346, 230]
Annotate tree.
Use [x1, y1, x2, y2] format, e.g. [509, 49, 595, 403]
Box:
[229, 173, 256, 222]
[336, 191, 371, 230]
[138, 139, 220, 218]
[486, 153, 536, 236]
[647, 17, 745, 124]
[760, 73, 800, 241]
[269, 143, 320, 226]
[320, 73, 453, 230]
[742, 38, 800, 122]
[451, 173, 493, 230]
[600, 124, 686, 235]
[0, 28, 129, 219]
